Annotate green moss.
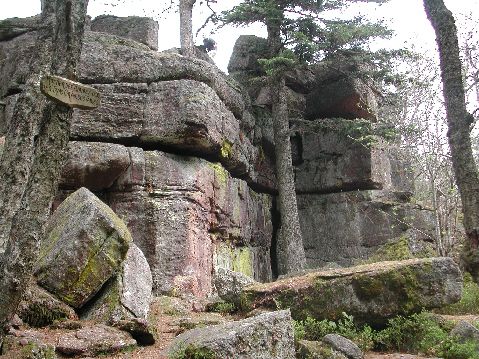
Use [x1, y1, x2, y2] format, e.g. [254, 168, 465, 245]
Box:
[208, 162, 229, 186]
[170, 345, 216, 359]
[220, 140, 233, 159]
[215, 243, 254, 278]
[364, 237, 414, 264]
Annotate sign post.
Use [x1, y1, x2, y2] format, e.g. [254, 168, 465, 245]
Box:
[40, 75, 101, 110]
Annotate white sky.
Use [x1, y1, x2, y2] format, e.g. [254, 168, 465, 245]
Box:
[0, 0, 478, 72]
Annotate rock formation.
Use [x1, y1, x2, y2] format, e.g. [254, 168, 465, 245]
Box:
[0, 14, 438, 303]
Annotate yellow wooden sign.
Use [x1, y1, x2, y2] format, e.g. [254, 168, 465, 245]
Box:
[40, 75, 101, 110]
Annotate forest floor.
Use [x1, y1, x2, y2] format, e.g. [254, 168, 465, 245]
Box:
[3, 298, 479, 359]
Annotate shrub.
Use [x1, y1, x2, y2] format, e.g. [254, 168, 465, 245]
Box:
[294, 312, 375, 351]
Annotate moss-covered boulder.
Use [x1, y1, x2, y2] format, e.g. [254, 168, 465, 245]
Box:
[35, 187, 131, 309]
[241, 258, 462, 326]
[167, 310, 295, 359]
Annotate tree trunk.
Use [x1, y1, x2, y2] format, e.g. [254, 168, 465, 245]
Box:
[179, 0, 196, 57]
[0, 0, 89, 336]
[424, 0, 479, 279]
[267, 23, 306, 275]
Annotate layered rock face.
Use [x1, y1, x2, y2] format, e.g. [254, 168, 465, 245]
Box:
[230, 35, 435, 269]
[1, 17, 435, 300]
[0, 17, 274, 298]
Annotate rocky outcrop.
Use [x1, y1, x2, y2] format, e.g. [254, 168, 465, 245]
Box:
[35, 187, 131, 309]
[109, 151, 273, 297]
[56, 324, 136, 357]
[294, 122, 392, 194]
[91, 15, 159, 51]
[167, 310, 296, 359]
[297, 191, 435, 268]
[79, 31, 245, 119]
[241, 258, 462, 326]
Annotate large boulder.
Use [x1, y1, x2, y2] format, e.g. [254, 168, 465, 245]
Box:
[60, 141, 130, 191]
[167, 310, 296, 359]
[241, 258, 463, 326]
[81, 243, 152, 322]
[35, 187, 131, 309]
[297, 190, 435, 268]
[109, 151, 273, 297]
[91, 15, 159, 51]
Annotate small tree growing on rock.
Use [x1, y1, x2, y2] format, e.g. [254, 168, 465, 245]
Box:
[221, 0, 394, 275]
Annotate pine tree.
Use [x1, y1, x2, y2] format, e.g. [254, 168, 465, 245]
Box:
[221, 0, 393, 274]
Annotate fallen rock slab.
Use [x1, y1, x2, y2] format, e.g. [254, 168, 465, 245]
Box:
[167, 310, 296, 359]
[56, 324, 136, 357]
[81, 243, 152, 322]
[241, 258, 462, 326]
[35, 187, 131, 309]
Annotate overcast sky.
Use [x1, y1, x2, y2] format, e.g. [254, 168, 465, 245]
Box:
[1, 0, 477, 72]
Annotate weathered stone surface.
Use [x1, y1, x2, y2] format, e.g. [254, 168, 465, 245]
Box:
[79, 31, 245, 119]
[16, 284, 77, 328]
[91, 15, 159, 51]
[450, 320, 479, 344]
[296, 340, 348, 359]
[241, 258, 462, 326]
[0, 30, 37, 97]
[109, 151, 273, 297]
[294, 123, 392, 193]
[121, 243, 152, 318]
[213, 267, 257, 306]
[305, 57, 378, 121]
[71, 80, 275, 191]
[56, 324, 136, 357]
[0, 94, 20, 136]
[322, 334, 363, 359]
[81, 243, 152, 322]
[0, 136, 4, 158]
[60, 141, 130, 191]
[71, 83, 147, 141]
[168, 310, 296, 359]
[35, 187, 131, 309]
[228, 35, 269, 74]
[297, 191, 435, 268]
